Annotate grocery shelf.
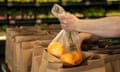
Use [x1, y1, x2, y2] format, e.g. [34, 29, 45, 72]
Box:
[41, 18, 59, 24]
[62, 1, 120, 6]
[0, 18, 59, 25]
[0, 20, 9, 25]
[0, 2, 59, 7]
[0, 1, 120, 26]
[0, 1, 120, 7]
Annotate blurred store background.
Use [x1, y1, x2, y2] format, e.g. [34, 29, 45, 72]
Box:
[0, 0, 120, 37]
[0, 0, 120, 36]
[0, 0, 120, 67]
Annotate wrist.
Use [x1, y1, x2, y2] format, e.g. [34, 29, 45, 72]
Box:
[74, 20, 85, 32]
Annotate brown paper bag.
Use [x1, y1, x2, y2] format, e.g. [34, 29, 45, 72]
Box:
[14, 35, 54, 72]
[85, 52, 120, 72]
[20, 39, 52, 72]
[39, 49, 106, 72]
[6, 31, 43, 72]
[104, 54, 120, 72]
[5, 25, 60, 72]
[13, 36, 40, 72]
[5, 26, 43, 71]
[31, 47, 45, 72]
[31, 40, 51, 72]
[19, 41, 35, 72]
[39, 49, 62, 72]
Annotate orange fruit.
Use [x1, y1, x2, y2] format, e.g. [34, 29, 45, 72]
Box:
[60, 51, 83, 66]
[47, 41, 65, 58]
[72, 51, 83, 64]
[60, 53, 75, 65]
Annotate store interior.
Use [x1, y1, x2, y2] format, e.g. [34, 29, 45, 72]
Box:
[0, 0, 120, 72]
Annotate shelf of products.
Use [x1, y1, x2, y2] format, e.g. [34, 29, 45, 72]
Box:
[0, 10, 120, 25]
[0, 19, 59, 25]
[0, 2, 120, 7]
[0, 0, 120, 26]
[0, 0, 120, 7]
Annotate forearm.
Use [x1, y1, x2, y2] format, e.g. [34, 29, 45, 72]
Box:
[77, 16, 120, 37]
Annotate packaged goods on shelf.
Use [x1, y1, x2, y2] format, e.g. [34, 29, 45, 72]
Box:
[36, 0, 59, 3]
[48, 0, 59, 2]
[82, 7, 106, 18]
[8, 0, 34, 3]
[0, 0, 4, 2]
[36, 0, 48, 3]
[107, 0, 119, 2]
[106, 10, 120, 16]
[21, 0, 34, 3]
[62, 0, 82, 2]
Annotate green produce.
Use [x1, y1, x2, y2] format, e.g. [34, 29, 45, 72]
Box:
[48, 14, 55, 18]
[106, 10, 120, 16]
[8, 0, 13, 2]
[14, 0, 21, 2]
[0, 0, 4, 2]
[37, 14, 47, 19]
[82, 7, 105, 18]
[36, 0, 48, 3]
[21, 0, 34, 3]
[48, 0, 58, 2]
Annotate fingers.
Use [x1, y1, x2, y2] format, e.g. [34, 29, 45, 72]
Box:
[58, 12, 71, 20]
[61, 24, 66, 28]
[58, 13, 78, 24]
[58, 12, 79, 31]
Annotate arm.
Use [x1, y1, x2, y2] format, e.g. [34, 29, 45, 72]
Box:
[77, 16, 120, 37]
[58, 13, 120, 37]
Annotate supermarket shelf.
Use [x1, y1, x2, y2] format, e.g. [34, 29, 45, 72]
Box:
[0, 1, 120, 7]
[0, 18, 59, 25]
[42, 18, 59, 24]
[62, 2, 120, 6]
[0, 20, 9, 24]
[0, 2, 59, 7]
[0, 1, 119, 26]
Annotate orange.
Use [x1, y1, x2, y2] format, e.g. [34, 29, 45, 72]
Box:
[47, 41, 65, 58]
[60, 53, 75, 65]
[72, 51, 83, 64]
[60, 51, 83, 66]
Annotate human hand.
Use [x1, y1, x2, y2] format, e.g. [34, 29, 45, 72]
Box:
[58, 13, 80, 32]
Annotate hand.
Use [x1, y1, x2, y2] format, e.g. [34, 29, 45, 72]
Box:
[58, 13, 80, 31]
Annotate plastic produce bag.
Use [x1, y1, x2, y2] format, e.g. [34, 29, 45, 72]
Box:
[50, 29, 81, 52]
[47, 29, 83, 66]
[48, 4, 83, 66]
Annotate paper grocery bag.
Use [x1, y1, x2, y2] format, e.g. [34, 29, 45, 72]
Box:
[5, 25, 60, 72]
[5, 26, 44, 71]
[39, 49, 106, 72]
[104, 54, 120, 72]
[87, 52, 120, 72]
[39, 49, 63, 72]
[31, 40, 52, 72]
[31, 47, 45, 72]
[13, 35, 48, 72]
[19, 41, 35, 72]
[14, 35, 54, 72]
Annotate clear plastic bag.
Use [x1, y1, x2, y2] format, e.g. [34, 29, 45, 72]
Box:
[51, 29, 81, 52]
[51, 4, 81, 51]
[48, 4, 83, 66]
[47, 29, 83, 66]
